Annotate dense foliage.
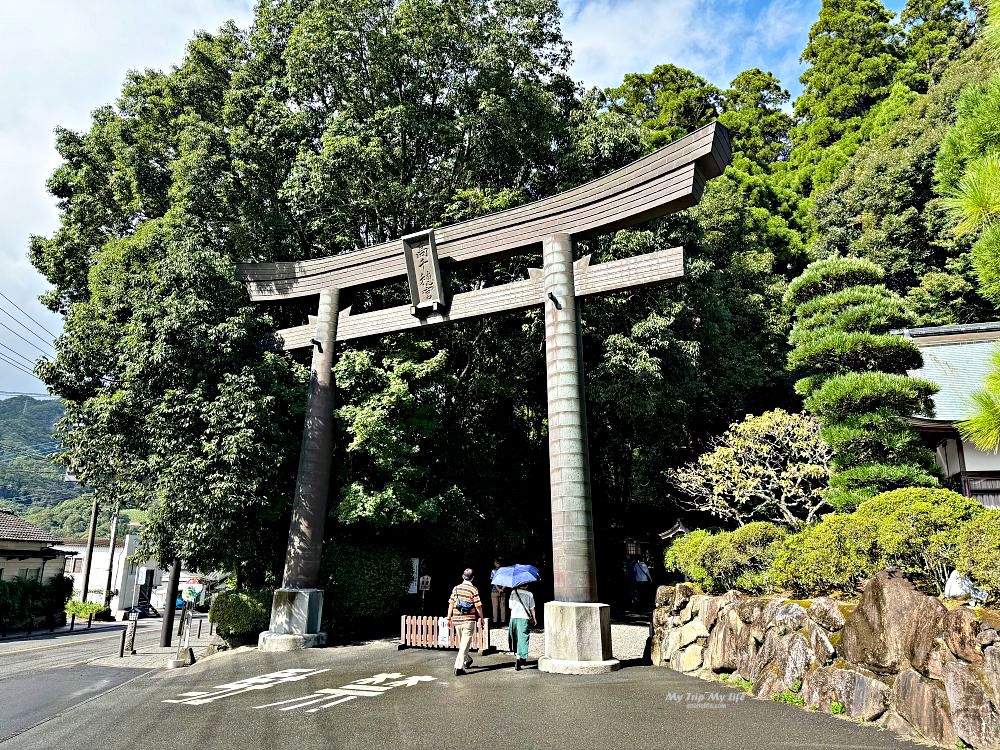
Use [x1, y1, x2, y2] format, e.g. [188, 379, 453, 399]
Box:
[321, 542, 413, 638]
[666, 488, 986, 596]
[0, 574, 73, 626]
[786, 256, 939, 508]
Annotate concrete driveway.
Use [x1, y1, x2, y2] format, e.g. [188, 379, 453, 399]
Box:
[0, 640, 926, 750]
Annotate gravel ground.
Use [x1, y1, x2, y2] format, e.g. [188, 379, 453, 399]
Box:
[487, 622, 650, 660]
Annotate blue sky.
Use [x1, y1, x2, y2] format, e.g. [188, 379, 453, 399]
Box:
[0, 0, 906, 394]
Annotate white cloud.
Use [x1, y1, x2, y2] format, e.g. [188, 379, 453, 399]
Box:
[561, 0, 818, 94]
[0, 0, 253, 393]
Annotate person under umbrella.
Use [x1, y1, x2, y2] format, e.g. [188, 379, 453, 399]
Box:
[491, 564, 540, 670]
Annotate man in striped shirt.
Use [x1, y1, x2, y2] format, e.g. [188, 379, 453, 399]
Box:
[447, 568, 484, 676]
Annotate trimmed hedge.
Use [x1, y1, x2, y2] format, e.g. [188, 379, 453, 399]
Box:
[667, 488, 987, 597]
[65, 599, 109, 619]
[208, 589, 272, 641]
[664, 522, 786, 594]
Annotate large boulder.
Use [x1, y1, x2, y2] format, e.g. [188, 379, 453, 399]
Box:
[943, 608, 984, 665]
[840, 570, 947, 674]
[943, 659, 1000, 750]
[806, 620, 836, 666]
[772, 603, 808, 636]
[889, 669, 957, 747]
[749, 630, 814, 699]
[672, 583, 697, 613]
[699, 591, 742, 630]
[672, 644, 704, 673]
[801, 666, 889, 721]
[679, 595, 707, 624]
[736, 597, 766, 625]
[677, 618, 709, 648]
[706, 606, 754, 674]
[655, 585, 674, 608]
[807, 596, 846, 632]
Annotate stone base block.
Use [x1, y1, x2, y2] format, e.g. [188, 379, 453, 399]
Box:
[269, 588, 324, 635]
[258, 631, 327, 652]
[539, 601, 620, 675]
[166, 648, 196, 669]
[538, 656, 620, 674]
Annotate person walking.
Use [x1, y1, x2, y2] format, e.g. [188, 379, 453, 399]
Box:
[490, 559, 506, 626]
[447, 568, 484, 676]
[508, 583, 537, 670]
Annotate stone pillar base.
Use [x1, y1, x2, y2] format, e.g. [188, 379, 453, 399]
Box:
[258, 588, 326, 652]
[538, 601, 620, 675]
[259, 631, 327, 652]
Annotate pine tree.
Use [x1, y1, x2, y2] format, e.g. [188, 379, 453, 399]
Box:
[899, 0, 974, 92]
[786, 256, 940, 508]
[789, 0, 900, 195]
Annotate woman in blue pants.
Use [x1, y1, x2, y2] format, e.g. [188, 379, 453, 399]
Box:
[508, 584, 537, 670]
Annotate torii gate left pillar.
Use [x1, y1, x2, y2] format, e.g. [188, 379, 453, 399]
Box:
[259, 287, 338, 652]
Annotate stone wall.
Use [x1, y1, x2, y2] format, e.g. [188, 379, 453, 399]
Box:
[652, 570, 1000, 749]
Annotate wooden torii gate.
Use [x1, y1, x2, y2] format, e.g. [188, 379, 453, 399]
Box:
[244, 122, 731, 671]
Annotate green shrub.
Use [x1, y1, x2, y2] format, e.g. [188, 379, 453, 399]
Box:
[664, 530, 712, 587]
[209, 589, 272, 641]
[664, 523, 786, 594]
[770, 514, 877, 595]
[65, 599, 108, 619]
[0, 575, 73, 623]
[956, 510, 1000, 598]
[857, 488, 984, 590]
[831, 701, 846, 715]
[322, 542, 413, 638]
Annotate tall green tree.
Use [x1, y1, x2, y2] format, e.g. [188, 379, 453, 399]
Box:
[810, 41, 995, 322]
[789, 0, 901, 195]
[786, 256, 939, 509]
[30, 0, 579, 580]
[604, 64, 721, 149]
[899, 0, 975, 92]
[719, 68, 794, 165]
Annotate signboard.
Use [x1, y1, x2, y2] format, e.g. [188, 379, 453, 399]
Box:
[182, 583, 204, 603]
[408, 558, 419, 595]
[418, 575, 431, 592]
[437, 618, 450, 647]
[402, 229, 446, 315]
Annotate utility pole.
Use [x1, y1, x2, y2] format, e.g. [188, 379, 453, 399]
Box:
[80, 495, 99, 603]
[159, 559, 181, 648]
[103, 505, 120, 608]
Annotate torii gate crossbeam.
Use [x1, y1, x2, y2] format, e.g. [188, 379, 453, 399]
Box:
[245, 122, 731, 672]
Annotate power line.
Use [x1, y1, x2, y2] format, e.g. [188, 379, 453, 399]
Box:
[0, 307, 55, 352]
[0, 353, 35, 378]
[0, 290, 58, 339]
[0, 320, 51, 358]
[0, 391, 56, 398]
[0, 341, 35, 367]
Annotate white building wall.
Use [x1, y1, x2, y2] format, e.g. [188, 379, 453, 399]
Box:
[961, 440, 1000, 472]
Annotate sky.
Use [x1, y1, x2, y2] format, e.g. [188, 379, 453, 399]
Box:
[0, 0, 905, 395]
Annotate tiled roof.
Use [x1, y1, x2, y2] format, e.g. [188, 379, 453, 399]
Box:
[902, 324, 1000, 422]
[0, 511, 62, 544]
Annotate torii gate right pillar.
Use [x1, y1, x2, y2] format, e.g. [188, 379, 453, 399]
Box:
[538, 233, 619, 674]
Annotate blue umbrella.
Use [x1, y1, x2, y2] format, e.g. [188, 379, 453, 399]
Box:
[491, 564, 541, 588]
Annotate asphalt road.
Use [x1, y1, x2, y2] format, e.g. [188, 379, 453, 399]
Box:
[0, 620, 161, 740]
[0, 639, 927, 750]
